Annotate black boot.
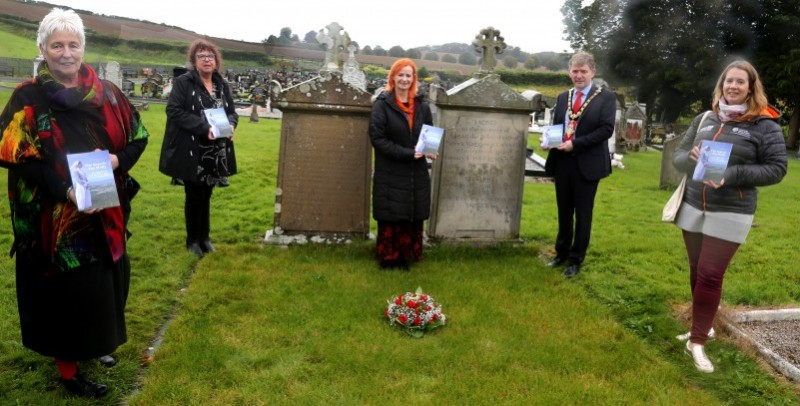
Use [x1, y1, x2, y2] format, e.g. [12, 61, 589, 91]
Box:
[60, 371, 108, 398]
[186, 241, 204, 258]
[200, 238, 216, 253]
[97, 355, 117, 367]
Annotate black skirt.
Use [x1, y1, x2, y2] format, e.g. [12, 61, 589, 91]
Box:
[15, 252, 129, 360]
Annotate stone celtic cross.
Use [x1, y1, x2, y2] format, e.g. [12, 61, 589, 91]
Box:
[316, 22, 351, 71]
[472, 27, 507, 72]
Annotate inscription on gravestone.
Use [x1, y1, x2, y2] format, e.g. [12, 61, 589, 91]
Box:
[434, 113, 529, 238]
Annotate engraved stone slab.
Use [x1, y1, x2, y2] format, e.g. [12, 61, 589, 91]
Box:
[428, 74, 538, 243]
[660, 132, 685, 189]
[105, 61, 122, 90]
[267, 72, 373, 243]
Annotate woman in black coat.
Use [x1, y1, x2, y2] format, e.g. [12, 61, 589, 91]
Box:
[159, 39, 238, 257]
[369, 58, 436, 270]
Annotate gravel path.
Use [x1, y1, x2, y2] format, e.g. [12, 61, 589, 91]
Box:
[740, 320, 800, 369]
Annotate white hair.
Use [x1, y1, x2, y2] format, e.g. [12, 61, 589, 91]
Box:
[37, 8, 85, 51]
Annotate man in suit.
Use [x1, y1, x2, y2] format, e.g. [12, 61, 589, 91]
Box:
[543, 51, 616, 278]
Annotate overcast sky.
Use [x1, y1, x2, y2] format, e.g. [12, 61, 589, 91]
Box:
[45, 0, 574, 54]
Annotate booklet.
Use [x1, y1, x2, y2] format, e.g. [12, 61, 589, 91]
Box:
[415, 124, 444, 156]
[203, 107, 234, 138]
[540, 124, 564, 148]
[692, 140, 733, 183]
[67, 150, 120, 211]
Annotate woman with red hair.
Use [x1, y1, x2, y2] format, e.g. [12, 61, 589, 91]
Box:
[369, 58, 436, 270]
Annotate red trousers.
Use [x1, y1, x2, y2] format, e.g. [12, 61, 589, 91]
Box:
[682, 230, 740, 344]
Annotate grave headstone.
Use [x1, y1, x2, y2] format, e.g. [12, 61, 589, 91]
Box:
[105, 61, 122, 90]
[660, 131, 685, 189]
[623, 102, 647, 151]
[428, 74, 538, 243]
[427, 28, 538, 244]
[266, 71, 373, 244]
[33, 55, 44, 77]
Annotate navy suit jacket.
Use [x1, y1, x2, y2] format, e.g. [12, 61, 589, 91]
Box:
[544, 86, 616, 181]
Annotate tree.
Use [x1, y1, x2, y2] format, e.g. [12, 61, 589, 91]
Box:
[753, 0, 800, 148]
[303, 30, 318, 44]
[458, 52, 477, 66]
[424, 52, 439, 61]
[406, 48, 422, 59]
[561, 0, 623, 67]
[419, 66, 430, 79]
[565, 0, 774, 123]
[374, 46, 388, 56]
[276, 27, 299, 46]
[362, 46, 373, 55]
[524, 55, 540, 70]
[545, 57, 564, 71]
[605, 1, 740, 122]
[503, 56, 518, 69]
[442, 54, 457, 63]
[262, 35, 278, 47]
[389, 46, 405, 57]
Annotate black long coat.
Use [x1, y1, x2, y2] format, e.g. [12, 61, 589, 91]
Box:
[369, 92, 433, 222]
[159, 70, 238, 182]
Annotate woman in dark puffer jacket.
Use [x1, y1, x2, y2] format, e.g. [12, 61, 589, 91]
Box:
[672, 60, 787, 373]
[369, 58, 435, 270]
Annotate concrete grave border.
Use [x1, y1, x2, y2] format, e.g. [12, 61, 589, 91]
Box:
[723, 308, 800, 382]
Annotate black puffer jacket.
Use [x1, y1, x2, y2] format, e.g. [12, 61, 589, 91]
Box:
[159, 70, 238, 182]
[673, 107, 787, 214]
[369, 92, 433, 222]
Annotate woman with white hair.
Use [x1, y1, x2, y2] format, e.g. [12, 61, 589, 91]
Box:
[0, 8, 149, 397]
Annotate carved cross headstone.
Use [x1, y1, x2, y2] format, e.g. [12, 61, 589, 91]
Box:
[316, 22, 351, 71]
[472, 27, 507, 72]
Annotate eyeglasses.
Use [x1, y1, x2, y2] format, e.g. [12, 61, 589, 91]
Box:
[197, 54, 216, 61]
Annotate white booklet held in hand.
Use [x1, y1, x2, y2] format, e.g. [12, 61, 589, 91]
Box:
[203, 107, 233, 138]
[67, 150, 120, 211]
[415, 124, 444, 156]
[540, 124, 564, 148]
[692, 140, 733, 183]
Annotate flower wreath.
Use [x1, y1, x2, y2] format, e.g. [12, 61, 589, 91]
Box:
[385, 287, 446, 338]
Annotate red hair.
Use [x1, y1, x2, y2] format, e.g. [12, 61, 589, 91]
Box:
[385, 58, 417, 99]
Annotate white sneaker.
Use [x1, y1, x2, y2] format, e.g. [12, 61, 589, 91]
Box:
[675, 327, 715, 342]
[685, 341, 714, 373]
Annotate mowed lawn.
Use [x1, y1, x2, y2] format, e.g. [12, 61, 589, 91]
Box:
[0, 90, 799, 404]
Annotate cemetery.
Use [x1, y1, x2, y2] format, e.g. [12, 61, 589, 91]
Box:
[1, 10, 799, 403]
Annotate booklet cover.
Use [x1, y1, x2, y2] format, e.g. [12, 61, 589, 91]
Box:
[67, 150, 120, 211]
[203, 107, 233, 138]
[692, 140, 733, 183]
[540, 124, 564, 148]
[415, 124, 444, 156]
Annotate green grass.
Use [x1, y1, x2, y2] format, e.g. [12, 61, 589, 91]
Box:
[0, 89, 799, 404]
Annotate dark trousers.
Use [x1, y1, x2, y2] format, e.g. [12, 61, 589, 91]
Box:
[184, 181, 213, 245]
[553, 156, 599, 264]
[682, 231, 739, 344]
